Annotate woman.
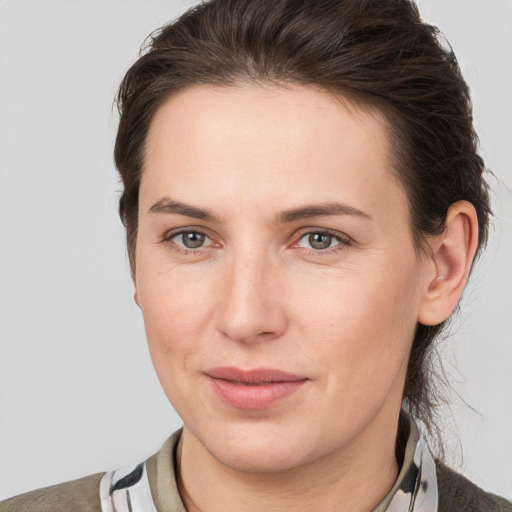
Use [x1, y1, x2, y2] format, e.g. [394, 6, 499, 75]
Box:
[1, 0, 510, 510]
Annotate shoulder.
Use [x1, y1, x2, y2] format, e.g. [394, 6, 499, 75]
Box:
[0, 431, 183, 512]
[436, 461, 512, 512]
[0, 473, 104, 512]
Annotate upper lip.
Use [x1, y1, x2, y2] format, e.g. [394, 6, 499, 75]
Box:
[205, 367, 308, 384]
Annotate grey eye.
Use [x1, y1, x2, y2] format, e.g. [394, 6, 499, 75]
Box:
[176, 231, 207, 249]
[297, 232, 340, 250]
[308, 233, 332, 250]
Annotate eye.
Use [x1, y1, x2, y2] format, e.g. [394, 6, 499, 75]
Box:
[296, 231, 345, 251]
[171, 230, 212, 249]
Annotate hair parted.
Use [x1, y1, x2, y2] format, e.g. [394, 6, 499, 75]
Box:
[114, 0, 491, 452]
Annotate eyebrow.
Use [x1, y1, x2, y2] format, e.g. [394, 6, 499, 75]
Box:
[275, 202, 372, 223]
[148, 198, 372, 223]
[148, 197, 219, 222]
[148, 198, 220, 222]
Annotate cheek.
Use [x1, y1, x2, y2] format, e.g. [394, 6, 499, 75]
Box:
[136, 268, 220, 415]
[136, 265, 216, 365]
[293, 258, 422, 387]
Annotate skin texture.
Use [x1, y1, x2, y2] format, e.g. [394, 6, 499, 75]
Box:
[134, 84, 478, 512]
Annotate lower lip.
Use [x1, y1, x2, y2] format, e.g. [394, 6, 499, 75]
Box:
[208, 377, 307, 410]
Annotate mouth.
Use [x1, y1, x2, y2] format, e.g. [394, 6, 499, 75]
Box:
[204, 367, 308, 410]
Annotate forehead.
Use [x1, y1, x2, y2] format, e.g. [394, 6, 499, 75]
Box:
[145, 83, 390, 162]
[141, 84, 405, 220]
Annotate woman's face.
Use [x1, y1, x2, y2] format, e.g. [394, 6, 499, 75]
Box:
[135, 84, 433, 472]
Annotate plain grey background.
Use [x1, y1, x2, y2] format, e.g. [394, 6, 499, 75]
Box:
[1, 0, 511, 502]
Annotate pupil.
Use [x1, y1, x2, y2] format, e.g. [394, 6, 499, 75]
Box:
[183, 232, 205, 248]
[309, 233, 331, 250]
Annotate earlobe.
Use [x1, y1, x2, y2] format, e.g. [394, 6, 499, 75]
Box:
[134, 290, 141, 308]
[418, 201, 479, 326]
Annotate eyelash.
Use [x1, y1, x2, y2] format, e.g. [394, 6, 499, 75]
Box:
[292, 229, 352, 255]
[161, 228, 352, 256]
[161, 229, 218, 255]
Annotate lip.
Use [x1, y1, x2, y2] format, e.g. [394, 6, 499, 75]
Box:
[205, 367, 308, 410]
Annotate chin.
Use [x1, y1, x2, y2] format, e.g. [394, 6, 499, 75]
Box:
[188, 418, 321, 474]
[212, 439, 312, 474]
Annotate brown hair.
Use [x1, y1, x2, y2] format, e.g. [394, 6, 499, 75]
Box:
[114, 0, 491, 449]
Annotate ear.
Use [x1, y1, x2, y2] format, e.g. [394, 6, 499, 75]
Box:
[418, 201, 480, 326]
[132, 261, 141, 308]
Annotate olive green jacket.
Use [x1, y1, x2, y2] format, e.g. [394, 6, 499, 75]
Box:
[1, 427, 511, 511]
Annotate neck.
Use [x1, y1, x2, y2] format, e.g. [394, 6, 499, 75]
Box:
[177, 408, 401, 512]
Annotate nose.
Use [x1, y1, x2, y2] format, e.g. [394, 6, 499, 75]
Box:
[215, 252, 287, 344]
